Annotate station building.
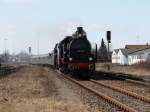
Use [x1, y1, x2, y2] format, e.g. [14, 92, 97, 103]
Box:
[112, 44, 150, 65]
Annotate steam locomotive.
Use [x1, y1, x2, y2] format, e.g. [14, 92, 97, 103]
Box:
[31, 27, 96, 79]
[53, 27, 95, 79]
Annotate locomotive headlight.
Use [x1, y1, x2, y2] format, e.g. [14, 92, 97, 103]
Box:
[78, 34, 82, 37]
[69, 58, 73, 61]
[89, 57, 93, 61]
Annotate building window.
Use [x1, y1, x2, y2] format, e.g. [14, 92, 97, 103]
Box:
[139, 55, 141, 59]
[134, 55, 136, 59]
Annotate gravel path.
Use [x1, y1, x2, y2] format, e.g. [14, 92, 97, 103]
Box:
[48, 69, 89, 112]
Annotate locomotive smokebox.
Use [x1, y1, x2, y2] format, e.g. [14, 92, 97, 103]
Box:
[107, 31, 111, 43]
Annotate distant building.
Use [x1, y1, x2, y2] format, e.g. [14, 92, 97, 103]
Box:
[30, 54, 53, 65]
[128, 48, 150, 65]
[16, 52, 29, 63]
[112, 48, 150, 65]
[112, 49, 119, 64]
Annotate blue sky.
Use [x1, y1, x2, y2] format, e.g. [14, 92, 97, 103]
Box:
[0, 0, 150, 54]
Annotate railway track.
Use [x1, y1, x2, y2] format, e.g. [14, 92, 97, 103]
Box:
[99, 72, 149, 86]
[123, 78, 149, 86]
[94, 78, 150, 97]
[82, 80, 149, 112]
[90, 80, 150, 103]
[56, 73, 141, 112]
[96, 72, 150, 97]
[0, 65, 17, 75]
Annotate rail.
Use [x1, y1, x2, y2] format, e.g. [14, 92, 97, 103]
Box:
[57, 73, 137, 112]
[90, 79, 150, 103]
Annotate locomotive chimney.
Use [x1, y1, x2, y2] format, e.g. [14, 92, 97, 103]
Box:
[77, 27, 83, 33]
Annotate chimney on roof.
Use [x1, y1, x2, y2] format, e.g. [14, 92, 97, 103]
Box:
[146, 42, 148, 46]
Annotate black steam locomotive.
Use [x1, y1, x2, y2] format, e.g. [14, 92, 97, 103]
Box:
[54, 27, 95, 79]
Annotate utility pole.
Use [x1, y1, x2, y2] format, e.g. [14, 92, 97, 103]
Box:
[29, 46, 31, 65]
[95, 43, 97, 62]
[37, 31, 40, 64]
[37, 39, 39, 55]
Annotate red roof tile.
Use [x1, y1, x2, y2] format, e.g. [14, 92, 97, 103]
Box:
[125, 45, 150, 49]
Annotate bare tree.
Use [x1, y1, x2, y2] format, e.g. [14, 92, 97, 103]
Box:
[1, 50, 10, 63]
[16, 51, 30, 63]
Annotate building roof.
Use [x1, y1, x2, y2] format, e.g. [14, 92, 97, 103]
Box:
[125, 45, 150, 49]
[119, 48, 145, 56]
[128, 48, 150, 55]
[113, 49, 119, 54]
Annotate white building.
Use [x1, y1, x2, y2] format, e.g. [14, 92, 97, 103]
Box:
[128, 48, 150, 65]
[112, 49, 136, 65]
[112, 48, 150, 65]
[117, 49, 129, 65]
[112, 49, 119, 64]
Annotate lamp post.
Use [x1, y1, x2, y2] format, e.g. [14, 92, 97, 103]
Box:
[37, 31, 40, 64]
[4, 38, 8, 53]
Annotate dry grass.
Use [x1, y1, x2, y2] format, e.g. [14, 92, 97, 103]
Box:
[0, 67, 50, 98]
[135, 60, 150, 71]
[0, 66, 88, 112]
[0, 98, 87, 112]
